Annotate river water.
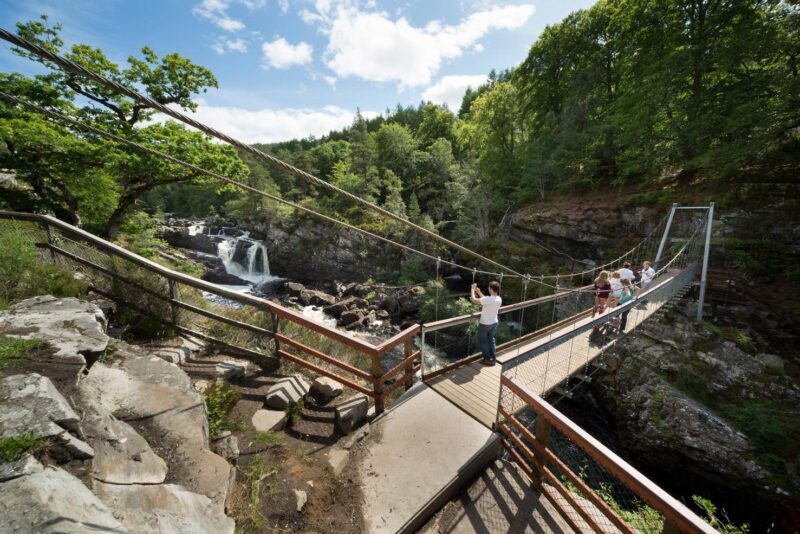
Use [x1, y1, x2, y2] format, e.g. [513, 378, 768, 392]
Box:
[192, 223, 449, 375]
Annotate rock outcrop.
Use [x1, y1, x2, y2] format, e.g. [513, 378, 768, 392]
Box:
[0, 295, 236, 533]
[0, 296, 108, 366]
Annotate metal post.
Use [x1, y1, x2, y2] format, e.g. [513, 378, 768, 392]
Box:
[697, 203, 714, 321]
[654, 203, 678, 270]
[271, 313, 280, 360]
[403, 337, 414, 392]
[44, 224, 57, 263]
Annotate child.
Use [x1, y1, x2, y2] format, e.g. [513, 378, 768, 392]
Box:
[609, 271, 624, 308]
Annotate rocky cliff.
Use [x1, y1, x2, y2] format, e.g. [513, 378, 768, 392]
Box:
[588, 302, 799, 527]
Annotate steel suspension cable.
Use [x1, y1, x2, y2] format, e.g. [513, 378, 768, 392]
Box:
[0, 90, 509, 277]
[0, 28, 523, 278]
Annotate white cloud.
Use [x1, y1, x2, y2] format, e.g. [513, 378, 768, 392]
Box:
[227, 38, 248, 52]
[157, 100, 376, 144]
[192, 0, 266, 32]
[261, 37, 313, 69]
[308, 2, 534, 89]
[211, 37, 249, 54]
[422, 74, 488, 111]
[278, 0, 289, 12]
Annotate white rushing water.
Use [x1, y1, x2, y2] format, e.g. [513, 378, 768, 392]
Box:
[215, 230, 281, 287]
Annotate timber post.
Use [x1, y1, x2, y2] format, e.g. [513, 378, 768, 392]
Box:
[403, 337, 414, 392]
[168, 279, 179, 326]
[44, 223, 57, 263]
[372, 353, 385, 415]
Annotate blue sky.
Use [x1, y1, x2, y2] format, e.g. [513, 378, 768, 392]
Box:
[0, 0, 595, 143]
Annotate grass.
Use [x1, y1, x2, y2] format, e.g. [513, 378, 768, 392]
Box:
[699, 320, 758, 354]
[204, 383, 241, 437]
[254, 431, 284, 446]
[230, 453, 282, 533]
[0, 432, 46, 462]
[0, 335, 44, 369]
[285, 400, 304, 428]
[596, 482, 664, 534]
[297, 448, 313, 464]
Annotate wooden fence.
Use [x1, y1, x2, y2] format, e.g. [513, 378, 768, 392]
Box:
[498, 375, 715, 534]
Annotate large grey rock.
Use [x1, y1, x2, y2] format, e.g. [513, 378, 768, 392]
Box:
[311, 376, 344, 402]
[0, 455, 43, 482]
[0, 466, 124, 533]
[265, 376, 310, 409]
[83, 411, 167, 485]
[0, 407, 93, 461]
[252, 409, 286, 431]
[79, 359, 234, 511]
[756, 353, 784, 370]
[149, 346, 190, 365]
[299, 289, 337, 307]
[0, 373, 80, 432]
[93, 481, 234, 534]
[213, 433, 239, 461]
[0, 296, 108, 365]
[335, 394, 369, 434]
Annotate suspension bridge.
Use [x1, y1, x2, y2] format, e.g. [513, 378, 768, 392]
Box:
[0, 28, 720, 534]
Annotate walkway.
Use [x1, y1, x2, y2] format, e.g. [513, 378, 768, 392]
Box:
[355, 383, 500, 534]
[428, 268, 690, 429]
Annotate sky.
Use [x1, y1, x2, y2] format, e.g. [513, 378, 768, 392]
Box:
[0, 0, 595, 144]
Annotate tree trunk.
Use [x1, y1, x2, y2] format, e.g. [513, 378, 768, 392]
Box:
[102, 194, 140, 240]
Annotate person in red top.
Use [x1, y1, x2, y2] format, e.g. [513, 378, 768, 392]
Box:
[593, 270, 612, 317]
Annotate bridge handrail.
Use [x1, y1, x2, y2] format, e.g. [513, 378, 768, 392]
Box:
[500, 375, 715, 534]
[420, 286, 591, 333]
[0, 210, 420, 413]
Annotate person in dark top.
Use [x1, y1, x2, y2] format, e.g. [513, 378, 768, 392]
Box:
[593, 270, 611, 317]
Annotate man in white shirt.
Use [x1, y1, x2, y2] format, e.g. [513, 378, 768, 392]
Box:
[637, 260, 656, 301]
[470, 281, 502, 366]
[619, 262, 635, 282]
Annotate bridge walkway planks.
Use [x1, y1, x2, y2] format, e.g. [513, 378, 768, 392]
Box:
[427, 271, 684, 429]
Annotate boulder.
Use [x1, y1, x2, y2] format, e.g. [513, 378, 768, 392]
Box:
[93, 481, 234, 534]
[213, 434, 240, 461]
[0, 455, 43, 482]
[0, 296, 108, 365]
[756, 353, 784, 370]
[79, 356, 234, 510]
[311, 377, 344, 402]
[398, 286, 426, 315]
[162, 228, 221, 254]
[0, 405, 94, 461]
[299, 289, 337, 307]
[375, 309, 390, 320]
[149, 346, 190, 365]
[83, 411, 168, 485]
[0, 466, 124, 533]
[265, 376, 310, 410]
[252, 409, 286, 432]
[285, 282, 306, 296]
[338, 310, 363, 328]
[335, 395, 369, 434]
[201, 270, 249, 286]
[323, 302, 348, 318]
[0, 373, 80, 432]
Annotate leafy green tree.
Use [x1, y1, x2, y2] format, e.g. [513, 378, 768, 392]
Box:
[374, 122, 417, 182]
[0, 16, 247, 237]
[416, 103, 456, 149]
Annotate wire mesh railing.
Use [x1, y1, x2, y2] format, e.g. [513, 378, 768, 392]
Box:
[497, 376, 715, 534]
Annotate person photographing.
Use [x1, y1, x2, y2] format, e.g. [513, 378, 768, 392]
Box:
[470, 281, 502, 366]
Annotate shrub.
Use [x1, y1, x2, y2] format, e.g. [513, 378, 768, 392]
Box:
[204, 383, 241, 437]
[692, 495, 749, 534]
[0, 335, 45, 369]
[0, 432, 46, 462]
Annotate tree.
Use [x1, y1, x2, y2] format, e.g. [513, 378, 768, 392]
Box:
[374, 122, 417, 182]
[416, 103, 456, 149]
[0, 16, 246, 237]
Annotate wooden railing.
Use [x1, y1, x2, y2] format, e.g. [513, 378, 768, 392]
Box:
[498, 375, 715, 534]
[0, 211, 420, 414]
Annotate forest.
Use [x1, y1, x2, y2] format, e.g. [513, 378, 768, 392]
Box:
[0, 0, 798, 249]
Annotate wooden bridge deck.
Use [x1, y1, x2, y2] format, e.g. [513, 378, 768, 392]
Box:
[427, 271, 683, 428]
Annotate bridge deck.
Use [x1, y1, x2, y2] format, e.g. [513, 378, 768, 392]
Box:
[428, 271, 682, 428]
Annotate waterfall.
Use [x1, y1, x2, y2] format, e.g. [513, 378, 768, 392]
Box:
[215, 231, 277, 286]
